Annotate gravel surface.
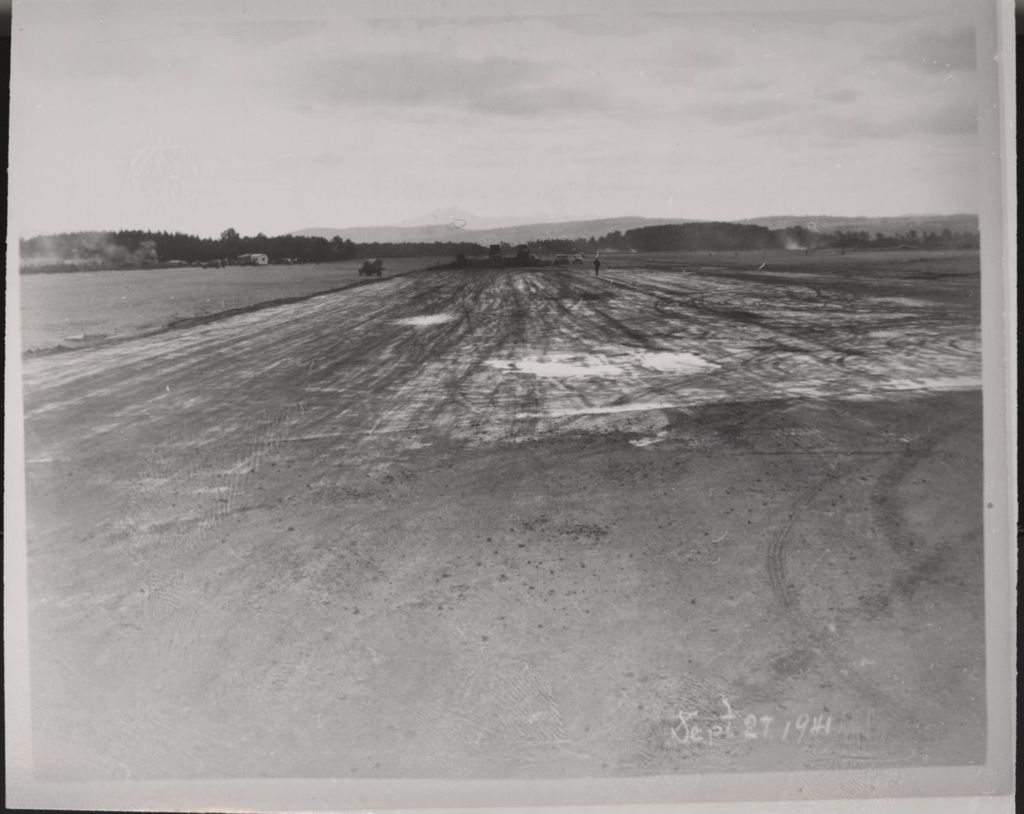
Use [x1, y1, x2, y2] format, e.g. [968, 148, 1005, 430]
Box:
[21, 259, 984, 780]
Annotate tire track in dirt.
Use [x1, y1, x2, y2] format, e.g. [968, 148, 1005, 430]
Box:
[20, 277, 425, 415]
[752, 404, 981, 751]
[870, 415, 973, 554]
[21, 263, 983, 779]
[603, 270, 978, 400]
[26, 276, 474, 741]
[762, 466, 902, 715]
[104, 398, 315, 691]
[698, 400, 910, 723]
[866, 413, 984, 622]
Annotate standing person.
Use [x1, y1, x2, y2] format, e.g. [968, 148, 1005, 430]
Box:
[594, 255, 601, 276]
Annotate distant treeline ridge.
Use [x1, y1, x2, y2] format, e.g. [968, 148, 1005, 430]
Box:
[20, 222, 980, 272]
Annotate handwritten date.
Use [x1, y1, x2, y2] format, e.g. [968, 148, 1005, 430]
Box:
[671, 698, 833, 746]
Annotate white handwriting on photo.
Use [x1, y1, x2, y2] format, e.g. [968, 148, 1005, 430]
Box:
[671, 697, 836, 746]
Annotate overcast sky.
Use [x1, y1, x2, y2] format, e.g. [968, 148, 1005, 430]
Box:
[10, 0, 983, 237]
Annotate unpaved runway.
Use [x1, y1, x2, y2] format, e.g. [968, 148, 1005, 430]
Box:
[21, 264, 984, 780]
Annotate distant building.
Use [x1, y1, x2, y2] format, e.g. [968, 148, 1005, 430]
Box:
[237, 253, 269, 266]
[489, 244, 503, 265]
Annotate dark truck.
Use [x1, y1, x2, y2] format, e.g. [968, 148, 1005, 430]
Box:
[358, 258, 384, 277]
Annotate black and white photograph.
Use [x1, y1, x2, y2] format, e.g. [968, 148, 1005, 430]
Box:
[4, 0, 1015, 810]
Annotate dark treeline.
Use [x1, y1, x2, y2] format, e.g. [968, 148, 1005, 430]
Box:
[21, 222, 980, 272]
[19, 228, 492, 271]
[619, 222, 979, 252]
[359, 240, 491, 259]
[18, 229, 346, 267]
[828, 228, 979, 250]
[526, 231, 633, 254]
[525, 223, 978, 254]
[625, 222, 779, 252]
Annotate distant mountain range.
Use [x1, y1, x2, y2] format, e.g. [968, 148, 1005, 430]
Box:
[389, 207, 600, 231]
[289, 217, 693, 245]
[288, 212, 977, 245]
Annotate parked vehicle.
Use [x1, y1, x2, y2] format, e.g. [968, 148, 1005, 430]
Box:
[359, 258, 384, 277]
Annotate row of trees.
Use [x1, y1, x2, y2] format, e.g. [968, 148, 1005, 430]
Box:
[618, 223, 980, 253]
[829, 228, 979, 250]
[526, 231, 634, 255]
[19, 228, 495, 270]
[623, 222, 779, 252]
[20, 222, 982, 272]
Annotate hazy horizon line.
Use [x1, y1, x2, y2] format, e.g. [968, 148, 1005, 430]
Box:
[17, 211, 981, 242]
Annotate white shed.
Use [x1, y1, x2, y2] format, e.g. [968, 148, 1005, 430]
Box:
[237, 253, 270, 266]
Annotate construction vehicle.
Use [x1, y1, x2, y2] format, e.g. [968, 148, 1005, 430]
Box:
[358, 258, 384, 277]
[515, 245, 543, 266]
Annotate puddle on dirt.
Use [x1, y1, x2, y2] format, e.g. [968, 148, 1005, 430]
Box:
[486, 350, 717, 378]
[636, 351, 719, 372]
[630, 431, 668, 448]
[870, 296, 932, 308]
[63, 333, 110, 344]
[516, 401, 676, 418]
[850, 375, 982, 397]
[394, 314, 456, 326]
[486, 354, 623, 378]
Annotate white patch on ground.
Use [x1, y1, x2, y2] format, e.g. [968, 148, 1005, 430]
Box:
[278, 433, 350, 442]
[484, 359, 515, 372]
[394, 314, 456, 326]
[516, 401, 676, 419]
[853, 375, 983, 397]
[865, 329, 910, 342]
[871, 296, 931, 308]
[487, 353, 624, 378]
[782, 385, 830, 397]
[636, 351, 719, 372]
[630, 431, 668, 448]
[487, 350, 717, 379]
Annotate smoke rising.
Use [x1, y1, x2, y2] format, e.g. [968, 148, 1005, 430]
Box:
[20, 233, 159, 267]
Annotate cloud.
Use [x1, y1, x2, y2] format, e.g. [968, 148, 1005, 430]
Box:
[539, 12, 701, 38]
[10, 3, 983, 235]
[876, 24, 975, 74]
[694, 97, 801, 125]
[361, 15, 530, 32]
[905, 99, 977, 135]
[295, 52, 608, 116]
[822, 97, 976, 140]
[817, 88, 858, 103]
[17, 24, 194, 81]
[206, 20, 322, 49]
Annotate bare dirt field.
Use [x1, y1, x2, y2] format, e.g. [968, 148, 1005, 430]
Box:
[17, 257, 437, 354]
[18, 250, 984, 781]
